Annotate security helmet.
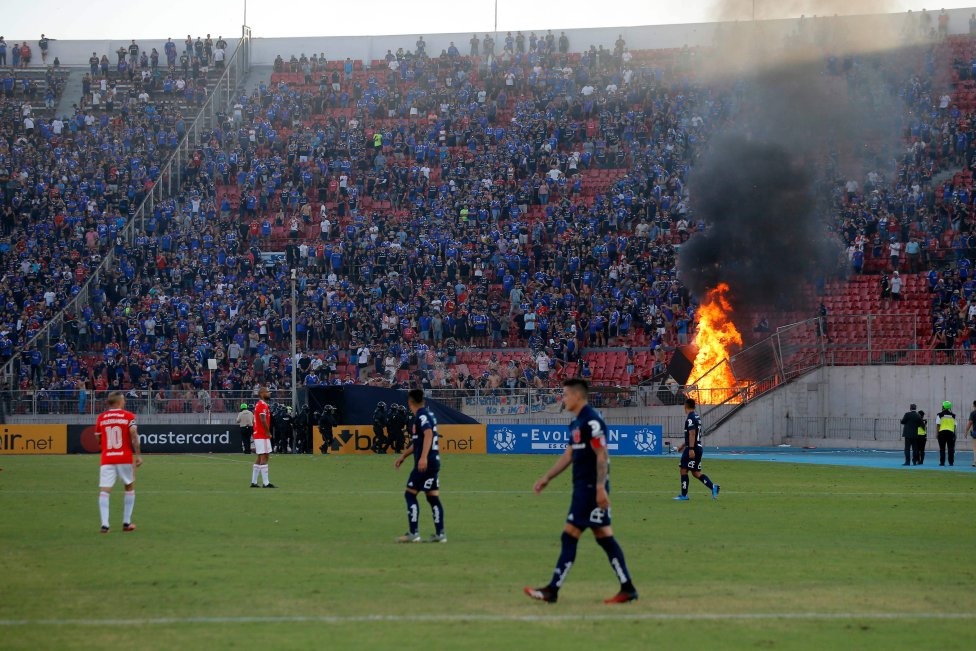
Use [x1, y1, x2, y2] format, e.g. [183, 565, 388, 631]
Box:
[240, 403, 248, 410]
[942, 400, 952, 410]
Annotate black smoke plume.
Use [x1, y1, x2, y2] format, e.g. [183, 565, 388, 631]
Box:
[679, 13, 913, 332]
[678, 134, 841, 317]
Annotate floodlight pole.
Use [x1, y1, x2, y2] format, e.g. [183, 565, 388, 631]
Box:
[291, 268, 297, 412]
[494, 0, 498, 50]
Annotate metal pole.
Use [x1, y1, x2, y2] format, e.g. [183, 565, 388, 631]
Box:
[493, 0, 498, 59]
[208, 370, 213, 425]
[291, 268, 297, 411]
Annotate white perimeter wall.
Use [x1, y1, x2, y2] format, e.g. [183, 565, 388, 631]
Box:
[7, 7, 976, 68]
[709, 366, 976, 449]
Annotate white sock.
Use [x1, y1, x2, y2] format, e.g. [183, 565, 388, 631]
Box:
[260, 464, 269, 486]
[99, 492, 110, 528]
[123, 491, 135, 524]
[251, 464, 260, 484]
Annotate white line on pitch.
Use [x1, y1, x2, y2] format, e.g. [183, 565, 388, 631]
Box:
[0, 489, 970, 497]
[1, 612, 974, 627]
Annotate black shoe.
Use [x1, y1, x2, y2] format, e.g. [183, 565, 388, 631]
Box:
[264, 483, 277, 488]
[523, 586, 557, 603]
[250, 483, 259, 488]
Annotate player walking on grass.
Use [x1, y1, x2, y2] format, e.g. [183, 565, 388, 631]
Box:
[674, 397, 720, 501]
[250, 386, 276, 488]
[524, 378, 638, 604]
[96, 391, 142, 533]
[394, 389, 446, 543]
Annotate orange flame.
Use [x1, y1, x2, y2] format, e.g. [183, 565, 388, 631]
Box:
[689, 283, 743, 404]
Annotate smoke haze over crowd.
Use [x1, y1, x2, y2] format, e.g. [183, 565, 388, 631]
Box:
[678, 1, 921, 330]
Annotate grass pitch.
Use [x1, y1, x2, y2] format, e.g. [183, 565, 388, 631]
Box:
[0, 453, 973, 650]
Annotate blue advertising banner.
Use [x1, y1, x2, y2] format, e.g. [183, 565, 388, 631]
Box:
[487, 424, 663, 456]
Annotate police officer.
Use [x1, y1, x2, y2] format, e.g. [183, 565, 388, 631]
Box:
[271, 404, 294, 453]
[914, 410, 927, 465]
[899, 403, 921, 466]
[318, 405, 337, 454]
[293, 405, 311, 454]
[236, 403, 254, 454]
[387, 404, 408, 453]
[936, 401, 957, 466]
[372, 401, 388, 453]
[966, 400, 976, 468]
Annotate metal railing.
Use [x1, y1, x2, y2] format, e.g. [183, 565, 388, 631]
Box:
[688, 313, 936, 436]
[785, 416, 904, 442]
[0, 387, 286, 418]
[0, 26, 252, 391]
[686, 317, 828, 435]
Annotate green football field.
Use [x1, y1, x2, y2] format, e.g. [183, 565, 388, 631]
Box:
[0, 453, 973, 650]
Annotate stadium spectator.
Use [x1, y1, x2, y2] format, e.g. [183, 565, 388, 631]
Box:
[3, 18, 976, 421]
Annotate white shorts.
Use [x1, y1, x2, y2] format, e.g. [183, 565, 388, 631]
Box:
[100, 464, 135, 488]
[253, 438, 272, 455]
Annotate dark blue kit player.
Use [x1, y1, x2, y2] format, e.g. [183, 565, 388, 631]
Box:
[394, 389, 446, 543]
[674, 397, 720, 501]
[525, 378, 638, 604]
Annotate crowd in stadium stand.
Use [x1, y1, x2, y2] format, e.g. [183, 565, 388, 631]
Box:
[1, 15, 975, 412]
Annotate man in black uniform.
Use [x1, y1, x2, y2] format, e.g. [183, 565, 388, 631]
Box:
[317, 405, 337, 454]
[914, 410, 928, 465]
[900, 403, 922, 466]
[371, 402, 388, 453]
[524, 378, 638, 604]
[674, 398, 720, 500]
[394, 389, 446, 543]
[270, 404, 293, 453]
[387, 403, 408, 454]
[293, 405, 311, 454]
[967, 400, 976, 467]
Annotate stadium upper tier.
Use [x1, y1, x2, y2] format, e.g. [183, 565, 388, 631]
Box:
[0, 14, 973, 406]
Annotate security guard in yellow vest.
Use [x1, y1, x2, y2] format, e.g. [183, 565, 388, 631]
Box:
[936, 401, 957, 467]
[914, 410, 927, 465]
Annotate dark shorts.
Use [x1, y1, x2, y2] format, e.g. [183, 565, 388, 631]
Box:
[407, 459, 441, 492]
[566, 481, 612, 530]
[680, 447, 704, 471]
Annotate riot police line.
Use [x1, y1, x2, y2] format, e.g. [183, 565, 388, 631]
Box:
[237, 399, 411, 455]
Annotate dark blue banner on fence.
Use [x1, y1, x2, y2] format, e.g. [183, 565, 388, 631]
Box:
[487, 424, 663, 456]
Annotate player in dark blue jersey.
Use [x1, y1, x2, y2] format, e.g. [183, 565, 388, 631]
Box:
[524, 379, 638, 604]
[674, 397, 720, 501]
[394, 389, 446, 543]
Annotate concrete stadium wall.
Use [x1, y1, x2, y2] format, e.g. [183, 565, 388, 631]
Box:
[6, 7, 976, 68]
[709, 366, 976, 449]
